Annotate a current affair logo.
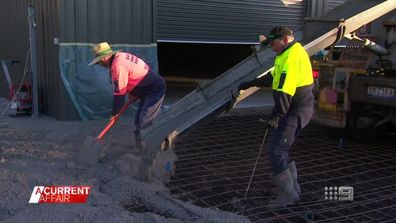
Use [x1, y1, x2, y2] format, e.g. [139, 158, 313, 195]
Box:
[29, 186, 91, 204]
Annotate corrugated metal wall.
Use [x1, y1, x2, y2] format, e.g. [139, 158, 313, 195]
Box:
[1, 0, 349, 120]
[0, 1, 30, 99]
[307, 0, 328, 18]
[0, 0, 155, 120]
[328, 0, 349, 11]
[0, 0, 79, 120]
[39, 0, 80, 120]
[157, 0, 307, 43]
[60, 0, 155, 44]
[0, 1, 31, 64]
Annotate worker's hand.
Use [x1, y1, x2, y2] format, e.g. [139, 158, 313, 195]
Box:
[110, 115, 118, 122]
[238, 81, 252, 91]
[259, 35, 267, 44]
[267, 116, 280, 129]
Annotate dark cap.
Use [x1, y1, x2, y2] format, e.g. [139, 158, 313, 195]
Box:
[260, 26, 293, 45]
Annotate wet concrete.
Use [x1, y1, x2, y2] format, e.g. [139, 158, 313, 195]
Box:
[0, 96, 250, 222]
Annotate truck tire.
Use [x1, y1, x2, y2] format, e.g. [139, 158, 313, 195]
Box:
[347, 103, 390, 142]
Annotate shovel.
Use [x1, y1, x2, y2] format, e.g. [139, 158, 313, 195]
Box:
[78, 98, 135, 165]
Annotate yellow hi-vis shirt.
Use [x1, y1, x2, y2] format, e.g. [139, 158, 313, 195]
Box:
[271, 42, 313, 96]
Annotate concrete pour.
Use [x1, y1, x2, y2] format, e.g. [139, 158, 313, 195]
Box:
[0, 97, 249, 223]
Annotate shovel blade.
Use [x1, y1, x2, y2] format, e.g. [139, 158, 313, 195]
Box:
[78, 136, 106, 165]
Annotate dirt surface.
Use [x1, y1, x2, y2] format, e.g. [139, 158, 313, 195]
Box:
[0, 98, 250, 223]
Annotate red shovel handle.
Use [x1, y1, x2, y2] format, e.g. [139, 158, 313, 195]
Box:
[97, 98, 135, 139]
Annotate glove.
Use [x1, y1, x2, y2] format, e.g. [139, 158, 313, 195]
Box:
[267, 116, 280, 129]
[238, 81, 253, 90]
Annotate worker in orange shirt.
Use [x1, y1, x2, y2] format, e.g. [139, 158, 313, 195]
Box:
[89, 42, 166, 153]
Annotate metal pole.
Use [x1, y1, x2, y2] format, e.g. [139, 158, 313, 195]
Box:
[244, 126, 269, 199]
[28, 6, 39, 118]
[1, 61, 13, 92]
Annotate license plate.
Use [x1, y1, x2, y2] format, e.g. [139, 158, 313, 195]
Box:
[367, 86, 395, 98]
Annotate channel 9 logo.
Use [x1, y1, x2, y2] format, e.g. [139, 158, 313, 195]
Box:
[324, 186, 354, 201]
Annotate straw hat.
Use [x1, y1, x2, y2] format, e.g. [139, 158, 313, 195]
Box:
[88, 42, 120, 66]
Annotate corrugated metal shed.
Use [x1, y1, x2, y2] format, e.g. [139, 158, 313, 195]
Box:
[328, 0, 349, 11]
[307, 0, 328, 18]
[0, 1, 31, 98]
[60, 0, 155, 44]
[0, 0, 155, 120]
[40, 0, 79, 120]
[157, 0, 308, 43]
[2, 0, 352, 120]
[0, 0, 79, 120]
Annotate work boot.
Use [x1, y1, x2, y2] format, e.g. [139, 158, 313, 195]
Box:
[270, 161, 301, 195]
[267, 168, 300, 208]
[288, 161, 301, 194]
[134, 132, 146, 154]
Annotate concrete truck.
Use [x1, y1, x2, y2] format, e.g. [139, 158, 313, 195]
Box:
[312, 12, 396, 141]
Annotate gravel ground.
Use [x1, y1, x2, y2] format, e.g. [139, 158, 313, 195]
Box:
[0, 97, 250, 223]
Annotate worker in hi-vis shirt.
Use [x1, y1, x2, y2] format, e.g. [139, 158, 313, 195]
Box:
[89, 42, 166, 153]
[239, 26, 314, 208]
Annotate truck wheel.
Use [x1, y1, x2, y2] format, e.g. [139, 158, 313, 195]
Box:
[348, 113, 378, 141]
[347, 105, 387, 142]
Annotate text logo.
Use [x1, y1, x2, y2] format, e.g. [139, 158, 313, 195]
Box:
[324, 186, 354, 201]
[29, 186, 91, 204]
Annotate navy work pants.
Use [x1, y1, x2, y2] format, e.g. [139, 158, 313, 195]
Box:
[266, 107, 313, 176]
[131, 69, 166, 135]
